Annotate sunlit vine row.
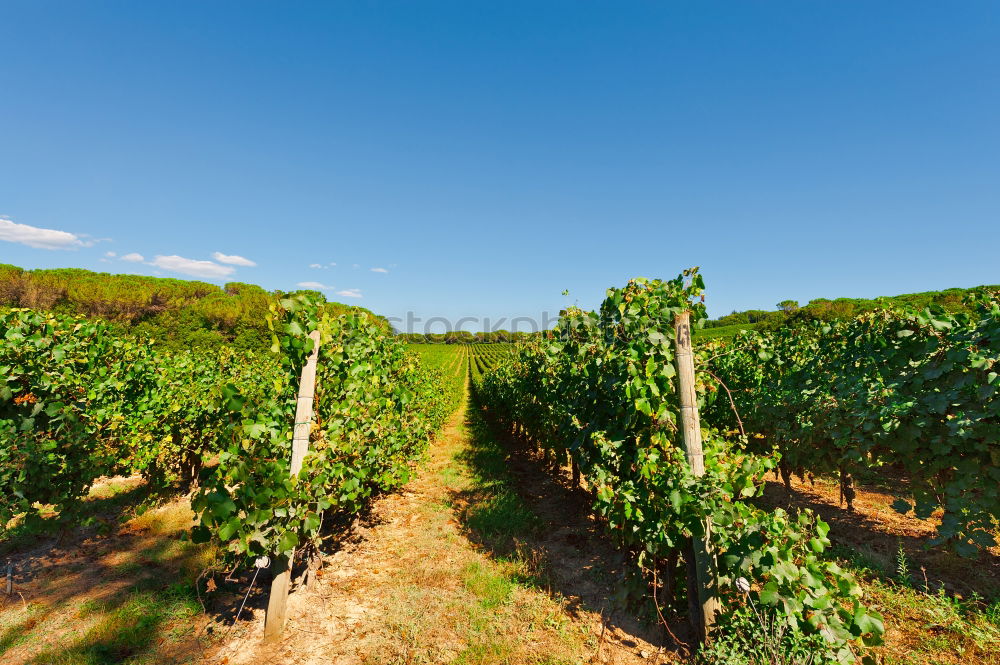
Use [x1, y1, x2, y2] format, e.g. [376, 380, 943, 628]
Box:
[705, 295, 1000, 556]
[1, 300, 453, 567]
[477, 272, 883, 663]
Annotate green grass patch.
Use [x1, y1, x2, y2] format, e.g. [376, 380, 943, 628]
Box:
[454, 407, 543, 547]
[0, 602, 46, 654]
[28, 585, 200, 665]
[465, 489, 541, 542]
[438, 465, 464, 489]
[693, 322, 760, 342]
[452, 639, 510, 665]
[463, 561, 515, 609]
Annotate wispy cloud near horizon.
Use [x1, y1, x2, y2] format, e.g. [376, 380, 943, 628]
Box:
[0, 216, 96, 250]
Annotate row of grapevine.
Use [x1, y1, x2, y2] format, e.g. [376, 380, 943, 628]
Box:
[191, 295, 455, 563]
[476, 272, 883, 663]
[1, 307, 277, 529]
[1, 299, 453, 570]
[406, 342, 468, 413]
[705, 297, 1000, 556]
[467, 342, 514, 388]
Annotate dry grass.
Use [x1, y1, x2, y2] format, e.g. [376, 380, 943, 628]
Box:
[208, 388, 668, 665]
[0, 485, 218, 665]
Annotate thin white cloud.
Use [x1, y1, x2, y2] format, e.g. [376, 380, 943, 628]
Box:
[337, 288, 363, 299]
[105, 251, 117, 258]
[370, 267, 388, 274]
[121, 252, 145, 263]
[150, 255, 234, 279]
[212, 251, 256, 267]
[352, 263, 360, 269]
[308, 263, 325, 269]
[328, 262, 337, 267]
[0, 216, 94, 250]
[295, 282, 337, 291]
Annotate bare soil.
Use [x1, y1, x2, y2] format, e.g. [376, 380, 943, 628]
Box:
[203, 392, 674, 665]
[758, 473, 1000, 599]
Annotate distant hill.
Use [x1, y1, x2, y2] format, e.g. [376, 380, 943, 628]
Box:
[697, 283, 1000, 341]
[0, 264, 384, 352]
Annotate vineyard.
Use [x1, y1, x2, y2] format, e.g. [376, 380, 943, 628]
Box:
[467, 342, 516, 387]
[705, 301, 1000, 557]
[1, 296, 452, 561]
[406, 341, 469, 400]
[1, 273, 998, 664]
[476, 273, 887, 663]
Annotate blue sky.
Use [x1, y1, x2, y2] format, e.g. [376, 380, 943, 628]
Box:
[1, 1, 998, 331]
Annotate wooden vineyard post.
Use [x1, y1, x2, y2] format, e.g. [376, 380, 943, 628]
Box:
[264, 329, 321, 642]
[673, 311, 720, 643]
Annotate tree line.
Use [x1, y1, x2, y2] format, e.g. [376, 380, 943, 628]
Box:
[703, 284, 999, 331]
[0, 263, 384, 352]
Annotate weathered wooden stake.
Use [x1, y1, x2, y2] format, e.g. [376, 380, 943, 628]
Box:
[264, 329, 321, 642]
[673, 311, 720, 642]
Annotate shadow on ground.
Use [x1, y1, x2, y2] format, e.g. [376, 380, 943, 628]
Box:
[753, 476, 1000, 601]
[0, 480, 213, 665]
[448, 395, 691, 661]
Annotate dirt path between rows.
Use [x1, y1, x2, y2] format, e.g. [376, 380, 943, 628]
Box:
[208, 385, 674, 665]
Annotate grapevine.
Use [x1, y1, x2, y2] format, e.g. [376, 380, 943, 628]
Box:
[477, 272, 884, 663]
